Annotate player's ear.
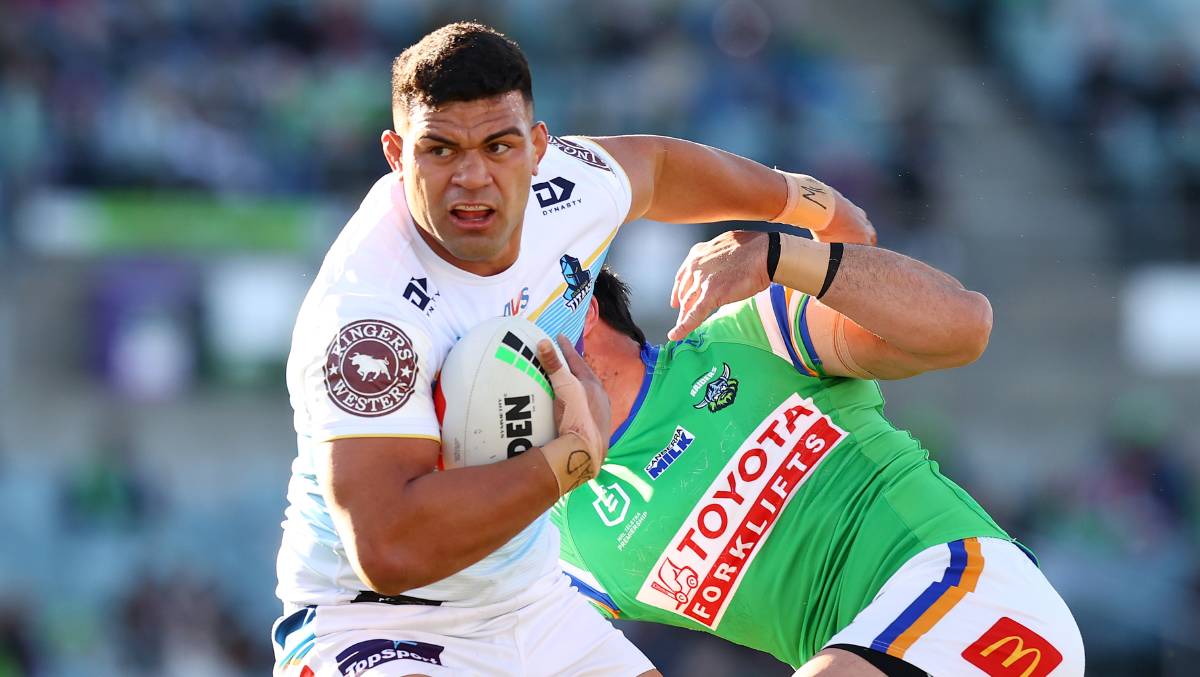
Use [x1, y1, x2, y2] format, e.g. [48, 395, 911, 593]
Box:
[530, 121, 549, 176]
[381, 129, 404, 173]
[583, 297, 600, 338]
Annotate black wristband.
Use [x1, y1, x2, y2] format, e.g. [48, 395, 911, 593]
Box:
[766, 231, 781, 281]
[816, 242, 843, 299]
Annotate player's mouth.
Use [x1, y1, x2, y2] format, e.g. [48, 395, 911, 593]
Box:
[448, 203, 497, 230]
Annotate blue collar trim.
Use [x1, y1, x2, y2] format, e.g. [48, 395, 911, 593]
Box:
[609, 343, 658, 447]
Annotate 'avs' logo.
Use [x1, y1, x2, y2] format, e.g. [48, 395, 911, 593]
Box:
[560, 254, 593, 311]
[503, 286, 530, 316]
[403, 277, 438, 315]
[693, 363, 738, 412]
[534, 177, 581, 215]
[645, 426, 695, 480]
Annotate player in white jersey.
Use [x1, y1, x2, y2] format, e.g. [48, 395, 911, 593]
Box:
[273, 21, 875, 676]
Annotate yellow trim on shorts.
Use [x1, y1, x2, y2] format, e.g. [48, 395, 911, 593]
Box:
[888, 538, 985, 658]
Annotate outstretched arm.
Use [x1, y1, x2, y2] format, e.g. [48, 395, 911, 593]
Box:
[670, 231, 992, 379]
[588, 135, 875, 244]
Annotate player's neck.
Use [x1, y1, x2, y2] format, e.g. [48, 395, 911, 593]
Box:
[588, 331, 645, 437]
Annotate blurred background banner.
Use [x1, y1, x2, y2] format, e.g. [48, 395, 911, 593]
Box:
[1, 1, 1198, 675]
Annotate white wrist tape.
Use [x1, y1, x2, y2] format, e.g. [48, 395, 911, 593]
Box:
[769, 172, 837, 232]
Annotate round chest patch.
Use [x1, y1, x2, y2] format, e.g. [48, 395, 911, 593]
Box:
[324, 319, 418, 417]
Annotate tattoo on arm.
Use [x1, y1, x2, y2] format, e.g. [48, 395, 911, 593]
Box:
[564, 449, 595, 492]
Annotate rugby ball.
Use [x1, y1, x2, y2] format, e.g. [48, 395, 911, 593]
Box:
[435, 317, 557, 469]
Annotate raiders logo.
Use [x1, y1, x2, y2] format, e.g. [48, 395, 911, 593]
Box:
[324, 319, 418, 417]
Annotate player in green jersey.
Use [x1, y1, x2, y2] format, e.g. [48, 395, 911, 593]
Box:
[551, 232, 1083, 676]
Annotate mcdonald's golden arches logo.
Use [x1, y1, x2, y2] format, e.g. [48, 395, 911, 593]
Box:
[962, 616, 1062, 677]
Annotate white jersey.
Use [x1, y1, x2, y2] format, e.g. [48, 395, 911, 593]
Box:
[276, 136, 631, 609]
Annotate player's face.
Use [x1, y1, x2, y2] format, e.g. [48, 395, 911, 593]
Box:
[387, 92, 548, 276]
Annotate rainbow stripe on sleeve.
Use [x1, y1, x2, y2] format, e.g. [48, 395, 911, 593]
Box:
[564, 571, 622, 619]
[768, 284, 823, 377]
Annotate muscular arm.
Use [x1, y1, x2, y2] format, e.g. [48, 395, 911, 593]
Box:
[775, 235, 992, 379]
[589, 134, 876, 247]
[670, 231, 992, 379]
[323, 436, 559, 595]
[324, 338, 607, 596]
[589, 135, 789, 224]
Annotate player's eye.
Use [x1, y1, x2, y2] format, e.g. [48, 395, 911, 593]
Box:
[487, 142, 512, 154]
[430, 146, 454, 158]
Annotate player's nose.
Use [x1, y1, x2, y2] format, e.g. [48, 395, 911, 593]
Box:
[451, 150, 492, 190]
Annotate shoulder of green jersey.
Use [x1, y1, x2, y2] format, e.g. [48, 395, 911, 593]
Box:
[685, 287, 821, 377]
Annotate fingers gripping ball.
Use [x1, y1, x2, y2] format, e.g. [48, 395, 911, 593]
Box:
[436, 317, 557, 469]
[535, 335, 610, 493]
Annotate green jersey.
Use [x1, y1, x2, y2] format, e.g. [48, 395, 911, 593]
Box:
[551, 285, 1010, 667]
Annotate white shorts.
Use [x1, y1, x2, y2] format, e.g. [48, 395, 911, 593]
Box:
[272, 572, 654, 677]
[822, 537, 1084, 677]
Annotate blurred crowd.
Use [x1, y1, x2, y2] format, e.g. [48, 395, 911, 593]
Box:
[0, 0, 939, 250]
[934, 0, 1200, 262]
[1, 1, 1198, 675]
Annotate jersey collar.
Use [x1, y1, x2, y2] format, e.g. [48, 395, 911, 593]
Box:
[609, 343, 658, 447]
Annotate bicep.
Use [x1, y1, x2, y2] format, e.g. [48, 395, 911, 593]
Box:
[804, 300, 937, 380]
[586, 135, 663, 223]
[322, 436, 441, 558]
[324, 436, 439, 514]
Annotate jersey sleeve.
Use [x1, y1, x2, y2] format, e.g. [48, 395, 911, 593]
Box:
[558, 135, 633, 223]
[297, 292, 440, 443]
[553, 496, 622, 620]
[701, 284, 826, 378]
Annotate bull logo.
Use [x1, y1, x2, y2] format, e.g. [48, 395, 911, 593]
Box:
[349, 353, 391, 382]
[323, 319, 418, 417]
[693, 363, 738, 412]
[649, 559, 699, 609]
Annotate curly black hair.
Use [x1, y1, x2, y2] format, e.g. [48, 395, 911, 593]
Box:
[391, 22, 533, 115]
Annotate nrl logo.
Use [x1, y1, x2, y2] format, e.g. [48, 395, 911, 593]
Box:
[693, 363, 738, 412]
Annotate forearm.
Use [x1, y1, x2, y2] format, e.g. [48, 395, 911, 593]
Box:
[596, 134, 788, 223]
[379, 450, 558, 589]
[644, 137, 788, 222]
[775, 235, 991, 362]
[328, 440, 562, 596]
